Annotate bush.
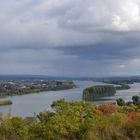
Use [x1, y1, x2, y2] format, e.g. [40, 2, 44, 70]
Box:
[97, 103, 119, 116]
[0, 99, 140, 140]
[132, 95, 139, 104]
[116, 98, 125, 106]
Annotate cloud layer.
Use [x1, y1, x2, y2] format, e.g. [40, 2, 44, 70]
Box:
[0, 0, 140, 76]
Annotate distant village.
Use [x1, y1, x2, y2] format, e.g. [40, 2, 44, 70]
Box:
[0, 80, 75, 97]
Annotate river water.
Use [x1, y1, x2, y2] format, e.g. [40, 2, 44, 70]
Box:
[0, 81, 140, 117]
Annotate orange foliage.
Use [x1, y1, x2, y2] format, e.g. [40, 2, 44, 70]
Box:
[127, 112, 137, 122]
[98, 103, 118, 116]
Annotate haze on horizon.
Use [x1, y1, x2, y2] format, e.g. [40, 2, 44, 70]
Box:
[0, 0, 140, 77]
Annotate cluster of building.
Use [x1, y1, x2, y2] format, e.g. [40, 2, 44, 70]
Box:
[0, 80, 73, 89]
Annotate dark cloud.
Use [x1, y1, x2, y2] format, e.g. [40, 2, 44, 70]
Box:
[60, 31, 140, 61]
[0, 0, 140, 76]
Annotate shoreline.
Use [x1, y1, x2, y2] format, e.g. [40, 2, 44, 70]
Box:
[0, 99, 12, 106]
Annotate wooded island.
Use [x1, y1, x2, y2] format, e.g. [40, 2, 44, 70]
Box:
[83, 85, 116, 101]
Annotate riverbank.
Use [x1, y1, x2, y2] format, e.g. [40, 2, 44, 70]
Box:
[101, 78, 133, 90]
[0, 80, 76, 98]
[0, 99, 12, 106]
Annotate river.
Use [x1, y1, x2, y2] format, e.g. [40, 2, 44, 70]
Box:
[0, 81, 140, 117]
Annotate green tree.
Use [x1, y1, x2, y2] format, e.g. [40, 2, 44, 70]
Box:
[132, 95, 139, 104]
[116, 98, 125, 106]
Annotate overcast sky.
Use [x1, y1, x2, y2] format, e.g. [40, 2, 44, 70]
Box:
[0, 0, 140, 77]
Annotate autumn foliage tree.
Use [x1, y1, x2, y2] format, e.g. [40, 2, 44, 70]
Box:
[0, 98, 140, 140]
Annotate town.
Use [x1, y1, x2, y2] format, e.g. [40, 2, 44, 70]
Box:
[0, 80, 76, 97]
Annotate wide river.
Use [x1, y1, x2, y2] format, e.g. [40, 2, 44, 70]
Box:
[0, 80, 140, 117]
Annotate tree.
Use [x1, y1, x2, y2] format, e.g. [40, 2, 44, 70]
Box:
[116, 98, 125, 106]
[132, 95, 139, 104]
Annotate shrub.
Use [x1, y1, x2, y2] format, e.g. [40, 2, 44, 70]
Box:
[116, 98, 125, 106]
[98, 103, 119, 116]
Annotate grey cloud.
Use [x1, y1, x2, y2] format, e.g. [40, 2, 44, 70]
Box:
[0, 0, 139, 76]
[60, 31, 140, 61]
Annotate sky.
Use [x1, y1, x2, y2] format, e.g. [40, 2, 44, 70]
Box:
[0, 0, 140, 77]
